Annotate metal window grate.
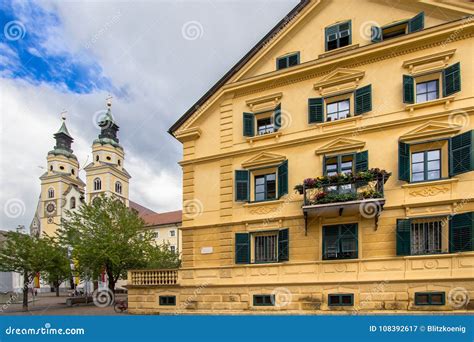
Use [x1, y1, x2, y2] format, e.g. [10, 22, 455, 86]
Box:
[255, 234, 277, 263]
[411, 219, 442, 255]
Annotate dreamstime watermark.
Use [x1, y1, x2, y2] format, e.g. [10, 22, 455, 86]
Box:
[181, 21, 204, 41]
[448, 287, 470, 309]
[350, 280, 388, 314]
[183, 199, 204, 219]
[175, 281, 209, 314]
[271, 287, 292, 308]
[3, 198, 26, 219]
[448, 109, 470, 128]
[92, 109, 114, 130]
[5, 323, 85, 336]
[359, 200, 382, 219]
[441, 15, 473, 48]
[275, 109, 293, 131]
[92, 288, 114, 307]
[359, 21, 380, 41]
[3, 20, 26, 41]
[84, 11, 122, 49]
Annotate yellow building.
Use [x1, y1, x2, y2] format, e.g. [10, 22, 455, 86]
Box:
[128, 0, 474, 313]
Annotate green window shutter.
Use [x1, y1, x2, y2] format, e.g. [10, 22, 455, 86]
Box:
[355, 150, 369, 173]
[243, 112, 254, 137]
[278, 228, 289, 262]
[449, 130, 473, 176]
[308, 98, 324, 123]
[235, 170, 249, 202]
[398, 141, 410, 181]
[354, 85, 372, 115]
[450, 212, 473, 253]
[408, 12, 424, 33]
[273, 104, 281, 131]
[276, 57, 287, 70]
[396, 219, 411, 256]
[371, 26, 382, 42]
[277, 160, 288, 198]
[403, 75, 414, 104]
[443, 62, 461, 97]
[325, 25, 338, 51]
[235, 233, 250, 264]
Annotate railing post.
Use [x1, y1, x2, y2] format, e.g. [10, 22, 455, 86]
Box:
[303, 183, 307, 206]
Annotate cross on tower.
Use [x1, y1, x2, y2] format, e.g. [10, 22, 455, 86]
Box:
[60, 109, 67, 121]
[106, 94, 113, 108]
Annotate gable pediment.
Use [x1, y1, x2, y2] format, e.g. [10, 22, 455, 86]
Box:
[316, 137, 366, 155]
[400, 121, 462, 142]
[242, 152, 286, 169]
[313, 68, 365, 97]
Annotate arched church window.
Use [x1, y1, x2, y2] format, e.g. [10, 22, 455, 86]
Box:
[115, 181, 122, 194]
[48, 188, 54, 198]
[71, 169, 75, 175]
[96, 155, 99, 162]
[94, 178, 102, 191]
[70, 197, 76, 209]
[50, 165, 53, 171]
[118, 160, 121, 166]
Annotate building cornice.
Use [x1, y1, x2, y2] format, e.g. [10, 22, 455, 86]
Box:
[178, 105, 474, 166]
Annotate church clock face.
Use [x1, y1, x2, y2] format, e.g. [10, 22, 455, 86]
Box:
[45, 202, 56, 215]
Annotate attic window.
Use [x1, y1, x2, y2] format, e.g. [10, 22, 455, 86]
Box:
[71, 169, 75, 175]
[325, 21, 351, 51]
[59, 166, 65, 170]
[276, 52, 300, 70]
[106, 156, 111, 161]
[371, 12, 424, 43]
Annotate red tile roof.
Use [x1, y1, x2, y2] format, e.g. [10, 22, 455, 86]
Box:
[129, 200, 158, 217]
[141, 210, 182, 227]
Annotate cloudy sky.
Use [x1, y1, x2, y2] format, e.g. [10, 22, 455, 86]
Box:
[0, 0, 299, 230]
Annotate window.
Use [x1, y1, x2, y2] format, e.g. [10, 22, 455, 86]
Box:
[255, 173, 276, 202]
[115, 181, 122, 194]
[106, 156, 111, 161]
[169, 230, 176, 237]
[70, 197, 76, 209]
[93, 178, 102, 191]
[96, 155, 99, 162]
[48, 188, 54, 199]
[415, 292, 445, 306]
[326, 99, 350, 122]
[152, 232, 159, 239]
[50, 165, 53, 171]
[308, 85, 372, 124]
[235, 229, 288, 264]
[254, 232, 277, 263]
[323, 224, 358, 260]
[243, 105, 281, 138]
[71, 169, 75, 175]
[411, 149, 441, 182]
[325, 21, 351, 51]
[324, 154, 355, 193]
[118, 160, 121, 166]
[59, 165, 64, 170]
[410, 218, 443, 255]
[256, 117, 274, 135]
[276, 52, 299, 70]
[416, 80, 439, 103]
[159, 296, 176, 306]
[170, 245, 176, 253]
[372, 12, 424, 43]
[253, 294, 274, 306]
[328, 294, 354, 306]
[234, 160, 288, 202]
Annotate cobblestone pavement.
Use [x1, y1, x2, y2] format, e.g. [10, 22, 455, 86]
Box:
[0, 293, 129, 316]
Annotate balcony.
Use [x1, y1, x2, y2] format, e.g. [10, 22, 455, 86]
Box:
[294, 169, 391, 231]
[128, 269, 179, 286]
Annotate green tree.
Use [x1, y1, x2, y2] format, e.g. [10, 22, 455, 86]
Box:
[58, 195, 179, 293]
[0, 232, 49, 310]
[41, 236, 71, 297]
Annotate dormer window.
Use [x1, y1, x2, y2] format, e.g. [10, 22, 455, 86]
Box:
[276, 52, 299, 70]
[325, 21, 351, 51]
